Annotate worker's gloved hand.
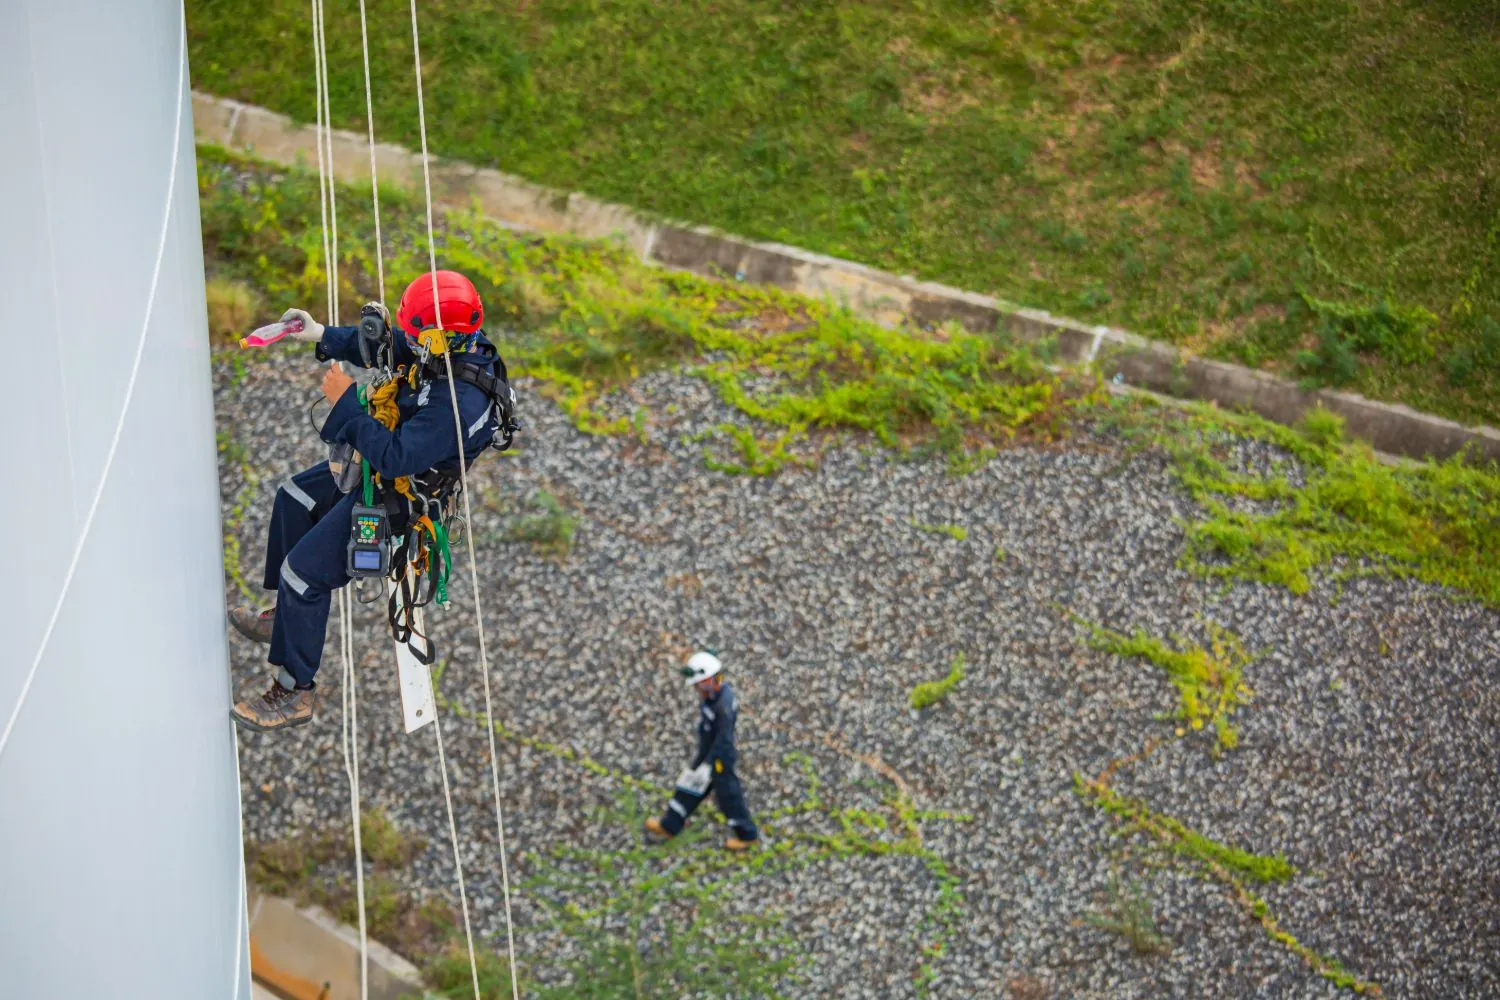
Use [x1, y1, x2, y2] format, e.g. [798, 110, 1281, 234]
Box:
[279, 308, 325, 343]
[676, 763, 711, 795]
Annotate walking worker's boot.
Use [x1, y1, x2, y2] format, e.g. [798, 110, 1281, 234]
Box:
[645, 818, 672, 840]
[228, 605, 276, 644]
[725, 836, 756, 852]
[231, 676, 315, 732]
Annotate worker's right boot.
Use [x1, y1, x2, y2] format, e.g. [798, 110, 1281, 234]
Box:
[228, 605, 276, 644]
[231, 675, 315, 732]
[645, 817, 673, 840]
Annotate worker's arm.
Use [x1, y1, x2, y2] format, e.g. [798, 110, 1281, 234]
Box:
[315, 325, 381, 368]
[319, 382, 459, 479]
[689, 709, 717, 770]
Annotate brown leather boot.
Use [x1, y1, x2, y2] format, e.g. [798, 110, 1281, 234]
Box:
[228, 605, 276, 644]
[231, 676, 315, 732]
[645, 817, 672, 839]
[725, 837, 756, 852]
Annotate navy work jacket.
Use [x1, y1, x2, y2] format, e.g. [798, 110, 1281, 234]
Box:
[690, 683, 740, 771]
[316, 326, 501, 480]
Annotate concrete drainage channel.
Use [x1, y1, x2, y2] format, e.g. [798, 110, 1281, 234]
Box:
[191, 91, 1500, 466]
[248, 891, 427, 999]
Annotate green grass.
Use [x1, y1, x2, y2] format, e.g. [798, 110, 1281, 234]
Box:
[188, 0, 1500, 425]
[908, 652, 966, 709]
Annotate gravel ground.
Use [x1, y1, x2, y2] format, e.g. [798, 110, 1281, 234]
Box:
[218, 350, 1500, 999]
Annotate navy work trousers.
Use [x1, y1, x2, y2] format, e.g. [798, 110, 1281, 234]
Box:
[659, 765, 759, 842]
[261, 463, 356, 687]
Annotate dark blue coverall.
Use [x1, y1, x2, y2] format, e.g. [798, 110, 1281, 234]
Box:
[659, 683, 760, 841]
[261, 327, 501, 689]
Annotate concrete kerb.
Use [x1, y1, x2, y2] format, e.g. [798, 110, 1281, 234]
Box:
[247, 890, 430, 1000]
[190, 90, 1500, 465]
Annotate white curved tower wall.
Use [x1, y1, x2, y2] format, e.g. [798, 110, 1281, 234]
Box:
[0, 1, 250, 997]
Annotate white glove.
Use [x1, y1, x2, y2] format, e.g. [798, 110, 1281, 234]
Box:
[675, 763, 711, 795]
[280, 308, 325, 344]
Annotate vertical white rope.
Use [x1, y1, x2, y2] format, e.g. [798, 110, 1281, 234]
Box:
[432, 712, 483, 1000]
[311, 3, 365, 996]
[408, 3, 523, 997]
[356, 0, 386, 304]
[339, 591, 368, 1000]
[309, 0, 333, 324]
[314, 0, 340, 322]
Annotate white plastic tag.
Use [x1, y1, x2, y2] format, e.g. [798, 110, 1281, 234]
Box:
[675, 763, 711, 795]
[387, 578, 436, 734]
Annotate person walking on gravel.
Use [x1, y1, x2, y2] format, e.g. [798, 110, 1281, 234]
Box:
[227, 271, 511, 732]
[646, 651, 761, 851]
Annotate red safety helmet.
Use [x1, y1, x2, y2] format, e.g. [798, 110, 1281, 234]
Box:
[395, 270, 484, 336]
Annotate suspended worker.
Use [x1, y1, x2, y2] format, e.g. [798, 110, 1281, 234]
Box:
[228, 270, 517, 732]
[646, 651, 761, 850]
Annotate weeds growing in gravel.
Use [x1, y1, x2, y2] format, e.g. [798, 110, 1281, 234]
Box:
[909, 653, 966, 710]
[909, 519, 969, 542]
[429, 673, 971, 996]
[199, 145, 1096, 478]
[1105, 399, 1500, 607]
[527, 793, 799, 999]
[1077, 779, 1294, 884]
[504, 489, 579, 556]
[1077, 775, 1380, 993]
[1085, 876, 1171, 956]
[1077, 617, 1253, 754]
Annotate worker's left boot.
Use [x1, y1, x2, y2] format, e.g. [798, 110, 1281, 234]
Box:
[645, 817, 673, 840]
[725, 836, 756, 852]
[228, 605, 276, 644]
[231, 675, 315, 732]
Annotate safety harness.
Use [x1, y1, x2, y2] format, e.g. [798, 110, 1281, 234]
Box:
[348, 330, 520, 665]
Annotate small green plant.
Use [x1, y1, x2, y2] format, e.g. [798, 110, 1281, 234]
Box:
[1444, 346, 1477, 387]
[909, 653, 966, 710]
[1085, 876, 1170, 956]
[1078, 618, 1254, 753]
[506, 489, 579, 555]
[425, 942, 519, 1000]
[359, 807, 424, 868]
[909, 519, 968, 542]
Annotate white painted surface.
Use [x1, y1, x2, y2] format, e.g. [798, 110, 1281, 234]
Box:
[0, 2, 249, 997]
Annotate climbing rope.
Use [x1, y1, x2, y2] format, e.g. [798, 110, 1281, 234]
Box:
[308, 3, 367, 997]
[408, 1, 523, 996]
[357, 0, 386, 305]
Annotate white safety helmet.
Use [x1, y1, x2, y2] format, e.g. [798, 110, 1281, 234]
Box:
[681, 650, 723, 685]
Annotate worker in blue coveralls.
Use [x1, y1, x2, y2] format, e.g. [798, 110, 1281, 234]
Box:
[228, 271, 510, 732]
[646, 651, 761, 851]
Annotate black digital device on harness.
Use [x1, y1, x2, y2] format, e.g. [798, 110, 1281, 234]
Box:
[347, 504, 392, 578]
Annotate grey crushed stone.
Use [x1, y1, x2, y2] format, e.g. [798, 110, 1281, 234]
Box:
[218, 351, 1500, 999]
